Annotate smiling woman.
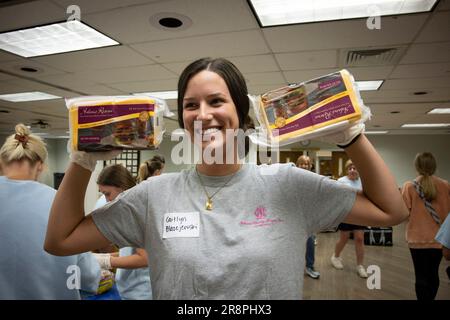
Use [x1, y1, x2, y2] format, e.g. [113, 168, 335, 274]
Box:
[45, 57, 408, 300]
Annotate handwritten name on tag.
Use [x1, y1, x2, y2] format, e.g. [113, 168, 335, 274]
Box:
[163, 212, 200, 239]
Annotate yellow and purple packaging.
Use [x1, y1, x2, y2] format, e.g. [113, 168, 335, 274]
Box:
[251, 69, 370, 146]
[67, 95, 164, 152]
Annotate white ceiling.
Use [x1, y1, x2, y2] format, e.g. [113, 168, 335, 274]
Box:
[0, 0, 449, 137]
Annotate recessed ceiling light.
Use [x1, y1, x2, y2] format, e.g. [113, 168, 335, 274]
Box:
[356, 80, 384, 91]
[427, 108, 450, 114]
[159, 17, 183, 28]
[134, 91, 178, 100]
[0, 20, 119, 58]
[150, 13, 192, 31]
[0, 92, 61, 102]
[402, 123, 450, 128]
[248, 0, 438, 27]
[20, 67, 39, 73]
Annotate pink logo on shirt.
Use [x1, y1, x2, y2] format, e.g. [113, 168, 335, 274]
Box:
[240, 206, 283, 228]
[255, 206, 267, 220]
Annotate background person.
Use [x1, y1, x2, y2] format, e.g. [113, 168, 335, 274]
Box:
[296, 155, 320, 279]
[402, 152, 450, 300]
[0, 124, 101, 299]
[331, 159, 368, 278]
[94, 164, 152, 300]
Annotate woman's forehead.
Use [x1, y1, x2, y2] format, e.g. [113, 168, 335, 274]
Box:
[184, 70, 230, 98]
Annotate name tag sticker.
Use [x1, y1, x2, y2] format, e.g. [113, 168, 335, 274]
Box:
[163, 212, 200, 239]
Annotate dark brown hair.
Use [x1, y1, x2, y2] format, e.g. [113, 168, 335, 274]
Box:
[137, 155, 165, 183]
[177, 57, 254, 131]
[97, 164, 136, 191]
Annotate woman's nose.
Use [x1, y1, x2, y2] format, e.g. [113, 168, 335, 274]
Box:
[196, 102, 213, 121]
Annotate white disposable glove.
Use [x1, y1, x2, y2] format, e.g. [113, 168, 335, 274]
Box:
[93, 253, 112, 270]
[315, 100, 371, 148]
[317, 122, 365, 148]
[67, 140, 121, 172]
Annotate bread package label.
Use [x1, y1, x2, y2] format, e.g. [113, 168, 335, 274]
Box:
[67, 96, 163, 151]
[257, 69, 364, 144]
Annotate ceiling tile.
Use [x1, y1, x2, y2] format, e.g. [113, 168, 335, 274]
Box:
[226, 55, 280, 73]
[244, 72, 285, 86]
[415, 12, 450, 43]
[54, 0, 160, 14]
[108, 79, 178, 93]
[33, 46, 155, 72]
[0, 0, 63, 32]
[0, 59, 67, 78]
[275, 50, 337, 70]
[382, 77, 450, 90]
[401, 42, 450, 63]
[75, 64, 177, 83]
[263, 14, 428, 52]
[391, 62, 450, 78]
[130, 30, 270, 63]
[84, 0, 258, 44]
[283, 69, 337, 83]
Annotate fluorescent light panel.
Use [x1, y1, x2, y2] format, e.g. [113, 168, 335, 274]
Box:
[356, 80, 384, 91]
[0, 91, 61, 102]
[427, 108, 450, 114]
[249, 0, 438, 27]
[134, 91, 178, 100]
[365, 130, 388, 134]
[0, 20, 119, 57]
[402, 123, 450, 128]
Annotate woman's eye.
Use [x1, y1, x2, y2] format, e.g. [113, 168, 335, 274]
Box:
[184, 103, 198, 110]
[210, 98, 223, 106]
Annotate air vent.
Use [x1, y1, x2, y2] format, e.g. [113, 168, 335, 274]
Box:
[341, 47, 406, 67]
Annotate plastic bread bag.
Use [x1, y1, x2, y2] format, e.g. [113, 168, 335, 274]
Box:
[249, 69, 371, 147]
[66, 95, 165, 152]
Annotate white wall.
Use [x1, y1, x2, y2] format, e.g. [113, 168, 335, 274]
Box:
[366, 135, 450, 186]
[3, 133, 449, 197]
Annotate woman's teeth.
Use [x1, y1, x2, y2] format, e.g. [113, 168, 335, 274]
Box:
[202, 128, 221, 135]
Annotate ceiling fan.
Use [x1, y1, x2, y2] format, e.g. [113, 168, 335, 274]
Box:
[30, 120, 50, 130]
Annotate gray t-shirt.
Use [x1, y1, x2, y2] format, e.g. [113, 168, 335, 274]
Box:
[92, 163, 356, 299]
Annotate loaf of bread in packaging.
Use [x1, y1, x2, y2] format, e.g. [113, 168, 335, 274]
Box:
[67, 96, 163, 151]
[257, 69, 365, 144]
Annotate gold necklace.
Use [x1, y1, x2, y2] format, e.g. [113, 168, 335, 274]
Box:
[195, 166, 240, 211]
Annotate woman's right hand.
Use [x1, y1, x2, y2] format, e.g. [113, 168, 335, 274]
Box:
[70, 149, 122, 172]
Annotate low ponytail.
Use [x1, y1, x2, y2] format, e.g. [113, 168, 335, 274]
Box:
[414, 152, 437, 201]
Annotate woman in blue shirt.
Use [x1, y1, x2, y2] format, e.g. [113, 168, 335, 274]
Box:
[0, 123, 101, 299]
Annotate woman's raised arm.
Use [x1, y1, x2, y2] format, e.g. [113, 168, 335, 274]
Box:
[44, 162, 111, 256]
[343, 134, 409, 226]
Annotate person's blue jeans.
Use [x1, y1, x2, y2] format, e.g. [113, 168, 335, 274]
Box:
[306, 235, 315, 269]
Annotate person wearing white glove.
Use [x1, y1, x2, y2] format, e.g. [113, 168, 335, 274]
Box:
[45, 58, 409, 300]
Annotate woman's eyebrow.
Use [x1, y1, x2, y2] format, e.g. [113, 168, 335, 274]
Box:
[183, 92, 225, 101]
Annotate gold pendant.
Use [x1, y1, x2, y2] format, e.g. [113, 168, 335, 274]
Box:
[206, 198, 213, 211]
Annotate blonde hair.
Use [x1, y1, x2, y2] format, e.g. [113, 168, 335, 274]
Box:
[296, 155, 311, 168]
[137, 155, 165, 183]
[414, 152, 437, 201]
[344, 159, 354, 171]
[0, 123, 47, 166]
